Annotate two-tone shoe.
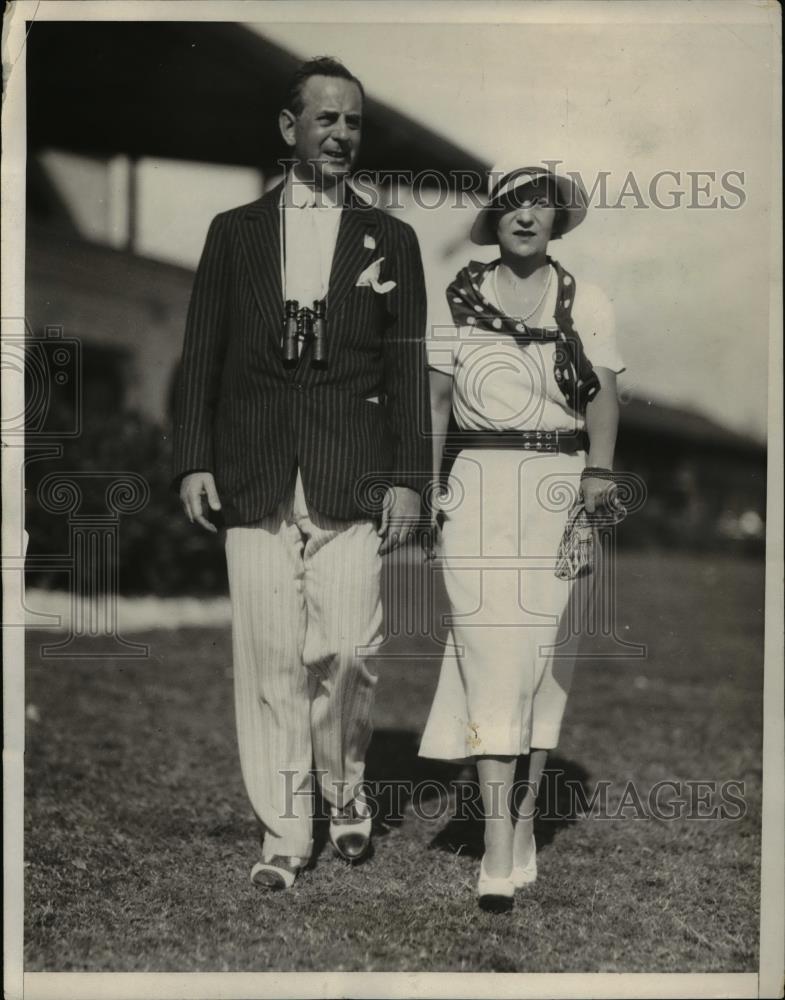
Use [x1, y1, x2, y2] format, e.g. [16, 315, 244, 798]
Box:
[250, 854, 304, 891]
[329, 794, 372, 862]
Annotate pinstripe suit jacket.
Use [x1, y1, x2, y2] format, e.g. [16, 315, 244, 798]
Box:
[172, 181, 431, 526]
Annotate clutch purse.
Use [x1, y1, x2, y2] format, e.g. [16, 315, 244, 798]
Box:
[555, 499, 596, 581]
[555, 491, 627, 581]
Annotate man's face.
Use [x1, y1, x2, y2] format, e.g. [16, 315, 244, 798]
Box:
[495, 180, 558, 258]
[280, 75, 363, 188]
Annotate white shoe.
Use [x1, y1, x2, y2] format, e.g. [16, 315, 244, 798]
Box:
[512, 840, 538, 888]
[477, 855, 514, 912]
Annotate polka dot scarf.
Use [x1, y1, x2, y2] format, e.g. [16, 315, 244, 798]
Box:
[446, 257, 602, 413]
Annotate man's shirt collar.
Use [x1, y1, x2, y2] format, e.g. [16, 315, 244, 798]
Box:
[285, 170, 342, 209]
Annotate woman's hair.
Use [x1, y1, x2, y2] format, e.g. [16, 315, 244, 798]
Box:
[550, 207, 570, 239]
[283, 57, 365, 116]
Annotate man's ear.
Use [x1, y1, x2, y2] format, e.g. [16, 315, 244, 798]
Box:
[279, 108, 297, 148]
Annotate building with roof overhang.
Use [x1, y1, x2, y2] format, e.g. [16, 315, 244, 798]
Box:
[24, 20, 765, 560]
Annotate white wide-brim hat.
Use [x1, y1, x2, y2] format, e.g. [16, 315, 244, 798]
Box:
[470, 164, 589, 245]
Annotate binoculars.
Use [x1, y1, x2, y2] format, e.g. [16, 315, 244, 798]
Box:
[283, 299, 327, 368]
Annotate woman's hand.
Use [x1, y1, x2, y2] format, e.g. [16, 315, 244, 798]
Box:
[580, 476, 613, 514]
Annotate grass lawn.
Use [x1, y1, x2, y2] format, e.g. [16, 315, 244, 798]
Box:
[23, 551, 763, 972]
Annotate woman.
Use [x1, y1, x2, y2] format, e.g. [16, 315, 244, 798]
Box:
[419, 164, 625, 910]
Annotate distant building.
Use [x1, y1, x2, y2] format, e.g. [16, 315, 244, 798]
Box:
[614, 397, 765, 551]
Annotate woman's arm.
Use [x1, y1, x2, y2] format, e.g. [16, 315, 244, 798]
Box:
[429, 369, 454, 491]
[421, 369, 453, 558]
[582, 366, 620, 512]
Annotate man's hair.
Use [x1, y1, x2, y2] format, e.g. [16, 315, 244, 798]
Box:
[283, 57, 365, 116]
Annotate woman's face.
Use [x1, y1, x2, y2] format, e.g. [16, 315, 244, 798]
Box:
[495, 183, 557, 259]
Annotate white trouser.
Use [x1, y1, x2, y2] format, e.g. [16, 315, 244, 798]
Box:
[225, 470, 382, 859]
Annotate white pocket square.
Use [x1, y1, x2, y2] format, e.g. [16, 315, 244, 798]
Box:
[355, 257, 397, 294]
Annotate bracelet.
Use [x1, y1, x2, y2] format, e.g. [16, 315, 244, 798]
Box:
[581, 466, 615, 482]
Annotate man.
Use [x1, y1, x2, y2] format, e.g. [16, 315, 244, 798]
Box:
[172, 58, 430, 890]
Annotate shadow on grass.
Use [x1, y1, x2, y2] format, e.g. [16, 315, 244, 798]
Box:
[307, 730, 449, 864]
[360, 728, 591, 861]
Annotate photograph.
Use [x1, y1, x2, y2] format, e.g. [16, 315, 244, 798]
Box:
[2, 1, 782, 998]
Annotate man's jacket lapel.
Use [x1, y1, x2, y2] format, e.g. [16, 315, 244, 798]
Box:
[326, 190, 381, 316]
[238, 183, 284, 342]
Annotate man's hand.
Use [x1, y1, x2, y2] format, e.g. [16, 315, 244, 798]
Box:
[180, 472, 222, 533]
[378, 486, 421, 555]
